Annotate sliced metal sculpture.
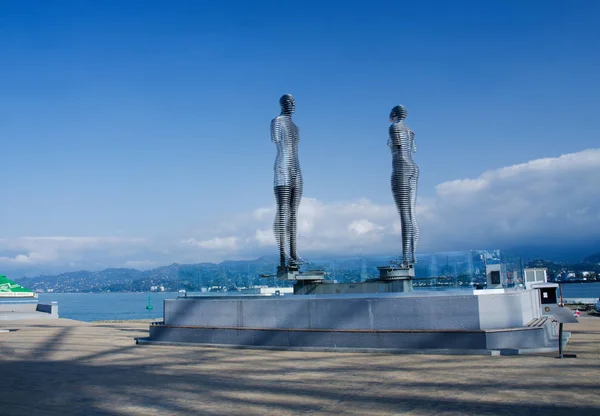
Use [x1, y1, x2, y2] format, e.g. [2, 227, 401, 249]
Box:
[388, 105, 419, 265]
[271, 94, 303, 270]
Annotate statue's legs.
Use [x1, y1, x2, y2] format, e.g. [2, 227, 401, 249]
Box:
[289, 181, 303, 264]
[410, 165, 419, 263]
[274, 185, 291, 268]
[392, 172, 412, 265]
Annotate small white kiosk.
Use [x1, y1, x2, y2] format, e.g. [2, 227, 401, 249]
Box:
[523, 268, 562, 316]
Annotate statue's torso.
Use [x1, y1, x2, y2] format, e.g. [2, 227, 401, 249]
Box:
[272, 115, 302, 187]
[388, 121, 417, 173]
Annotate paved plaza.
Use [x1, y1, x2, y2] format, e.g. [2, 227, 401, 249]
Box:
[1, 317, 599, 415]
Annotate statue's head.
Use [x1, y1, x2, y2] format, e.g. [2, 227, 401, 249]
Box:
[279, 94, 295, 115]
[389, 105, 407, 122]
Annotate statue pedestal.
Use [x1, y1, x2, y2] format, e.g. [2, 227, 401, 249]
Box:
[377, 263, 415, 280]
[261, 263, 416, 295]
[276, 269, 326, 281]
[272, 265, 327, 295]
[264, 264, 327, 282]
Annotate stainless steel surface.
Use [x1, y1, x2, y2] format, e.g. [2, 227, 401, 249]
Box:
[271, 94, 303, 268]
[388, 105, 419, 265]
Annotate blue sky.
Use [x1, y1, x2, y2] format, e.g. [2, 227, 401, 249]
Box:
[1, 1, 600, 275]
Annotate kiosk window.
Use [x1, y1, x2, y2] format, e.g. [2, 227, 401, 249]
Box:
[490, 271, 501, 285]
[540, 289, 557, 304]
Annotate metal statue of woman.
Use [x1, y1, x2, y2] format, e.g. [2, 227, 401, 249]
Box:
[388, 105, 419, 265]
[271, 94, 303, 270]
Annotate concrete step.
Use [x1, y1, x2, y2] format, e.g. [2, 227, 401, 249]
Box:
[525, 317, 548, 327]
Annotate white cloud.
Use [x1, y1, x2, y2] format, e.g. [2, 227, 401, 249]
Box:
[0, 254, 31, 264]
[255, 229, 275, 246]
[348, 219, 384, 236]
[252, 207, 272, 221]
[181, 237, 239, 250]
[2, 149, 599, 275]
[426, 148, 600, 247]
[0, 237, 149, 274]
[184, 148, 600, 257]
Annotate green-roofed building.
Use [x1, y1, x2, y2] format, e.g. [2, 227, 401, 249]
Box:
[0, 275, 57, 319]
[0, 275, 36, 298]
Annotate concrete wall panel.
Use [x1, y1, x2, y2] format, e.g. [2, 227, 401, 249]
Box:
[477, 291, 538, 329]
[165, 290, 539, 332]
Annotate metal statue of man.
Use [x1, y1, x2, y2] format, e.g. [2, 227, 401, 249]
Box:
[271, 94, 303, 270]
[388, 104, 419, 265]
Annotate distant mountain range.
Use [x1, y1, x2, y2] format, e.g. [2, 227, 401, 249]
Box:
[13, 248, 600, 293]
[14, 255, 396, 293]
[501, 241, 600, 263]
[14, 258, 275, 294]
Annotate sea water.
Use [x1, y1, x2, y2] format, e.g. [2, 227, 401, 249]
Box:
[559, 282, 600, 300]
[37, 292, 179, 322]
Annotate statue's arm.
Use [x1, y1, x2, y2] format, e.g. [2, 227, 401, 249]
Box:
[387, 125, 396, 149]
[270, 119, 280, 143]
[411, 131, 417, 153]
